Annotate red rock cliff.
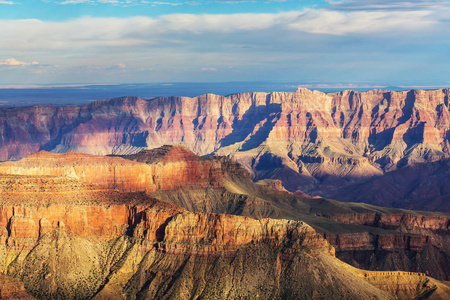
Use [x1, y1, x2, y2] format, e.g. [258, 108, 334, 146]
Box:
[0, 145, 243, 193]
[1, 89, 450, 197]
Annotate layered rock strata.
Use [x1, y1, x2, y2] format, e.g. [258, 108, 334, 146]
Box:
[1, 88, 450, 211]
[1, 148, 449, 282]
[0, 145, 243, 193]
[0, 174, 393, 300]
[0, 178, 447, 300]
[323, 158, 450, 212]
[0, 273, 35, 299]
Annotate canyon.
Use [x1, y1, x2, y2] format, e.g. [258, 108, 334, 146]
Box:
[1, 88, 450, 211]
[0, 147, 449, 299]
[1, 87, 450, 298]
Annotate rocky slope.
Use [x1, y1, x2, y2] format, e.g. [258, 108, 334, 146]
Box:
[0, 273, 35, 299]
[0, 168, 421, 299]
[1, 88, 450, 211]
[1, 147, 449, 283]
[323, 158, 450, 212]
[124, 146, 450, 281]
[0, 145, 244, 193]
[0, 184, 448, 299]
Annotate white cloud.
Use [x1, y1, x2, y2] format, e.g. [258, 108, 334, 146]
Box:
[0, 58, 39, 66]
[288, 8, 438, 35]
[160, 12, 295, 33]
[329, 0, 450, 11]
[201, 67, 218, 71]
[60, 0, 91, 4]
[0, 0, 14, 4]
[0, 7, 448, 71]
[1, 3, 449, 84]
[1, 5, 446, 55]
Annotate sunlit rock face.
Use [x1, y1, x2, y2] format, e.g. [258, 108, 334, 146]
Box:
[0, 157, 377, 300]
[0, 145, 246, 193]
[1, 148, 449, 284]
[0, 149, 449, 299]
[1, 89, 449, 182]
[0, 171, 444, 299]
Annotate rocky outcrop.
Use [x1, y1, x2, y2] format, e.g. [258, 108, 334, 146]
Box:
[318, 211, 450, 281]
[323, 231, 450, 279]
[319, 212, 450, 231]
[323, 158, 450, 212]
[158, 212, 331, 256]
[2, 148, 449, 282]
[255, 179, 290, 193]
[0, 273, 35, 299]
[0, 149, 449, 298]
[0, 178, 369, 299]
[3, 203, 335, 299]
[1, 88, 450, 211]
[2, 199, 444, 300]
[358, 270, 449, 299]
[0, 145, 246, 193]
[324, 233, 430, 252]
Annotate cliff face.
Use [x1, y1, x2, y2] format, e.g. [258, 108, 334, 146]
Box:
[0, 145, 244, 193]
[323, 158, 450, 212]
[317, 212, 450, 280]
[325, 231, 450, 281]
[1, 205, 335, 299]
[0, 180, 444, 300]
[317, 212, 450, 231]
[1, 88, 450, 211]
[0, 173, 376, 300]
[1, 148, 449, 282]
[1, 149, 450, 298]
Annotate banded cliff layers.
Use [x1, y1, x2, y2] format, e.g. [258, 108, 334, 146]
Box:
[1, 88, 450, 211]
[0, 147, 449, 299]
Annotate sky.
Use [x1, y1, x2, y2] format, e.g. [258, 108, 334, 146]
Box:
[0, 0, 449, 87]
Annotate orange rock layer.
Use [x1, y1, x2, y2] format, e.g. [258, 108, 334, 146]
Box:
[0, 273, 34, 299]
[324, 232, 430, 252]
[321, 212, 450, 231]
[0, 145, 240, 193]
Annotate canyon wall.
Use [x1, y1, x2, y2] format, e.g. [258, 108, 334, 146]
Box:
[0, 148, 449, 298]
[0, 145, 242, 193]
[0, 172, 375, 299]
[1, 88, 450, 211]
[1, 148, 449, 281]
[0, 171, 447, 299]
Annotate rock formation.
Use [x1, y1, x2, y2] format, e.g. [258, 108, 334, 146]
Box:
[0, 162, 449, 299]
[0, 273, 35, 299]
[1, 147, 449, 284]
[0, 145, 244, 193]
[1, 88, 450, 211]
[323, 158, 450, 212]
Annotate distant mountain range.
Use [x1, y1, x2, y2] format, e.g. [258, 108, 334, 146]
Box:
[0, 83, 419, 107]
[1, 87, 450, 212]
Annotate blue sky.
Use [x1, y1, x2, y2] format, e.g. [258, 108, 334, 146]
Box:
[0, 0, 449, 87]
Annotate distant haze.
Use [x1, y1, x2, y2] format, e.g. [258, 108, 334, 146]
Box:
[1, 82, 447, 107]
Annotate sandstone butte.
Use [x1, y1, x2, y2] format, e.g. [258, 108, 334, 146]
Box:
[1, 88, 450, 211]
[0, 148, 450, 299]
[0, 145, 244, 193]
